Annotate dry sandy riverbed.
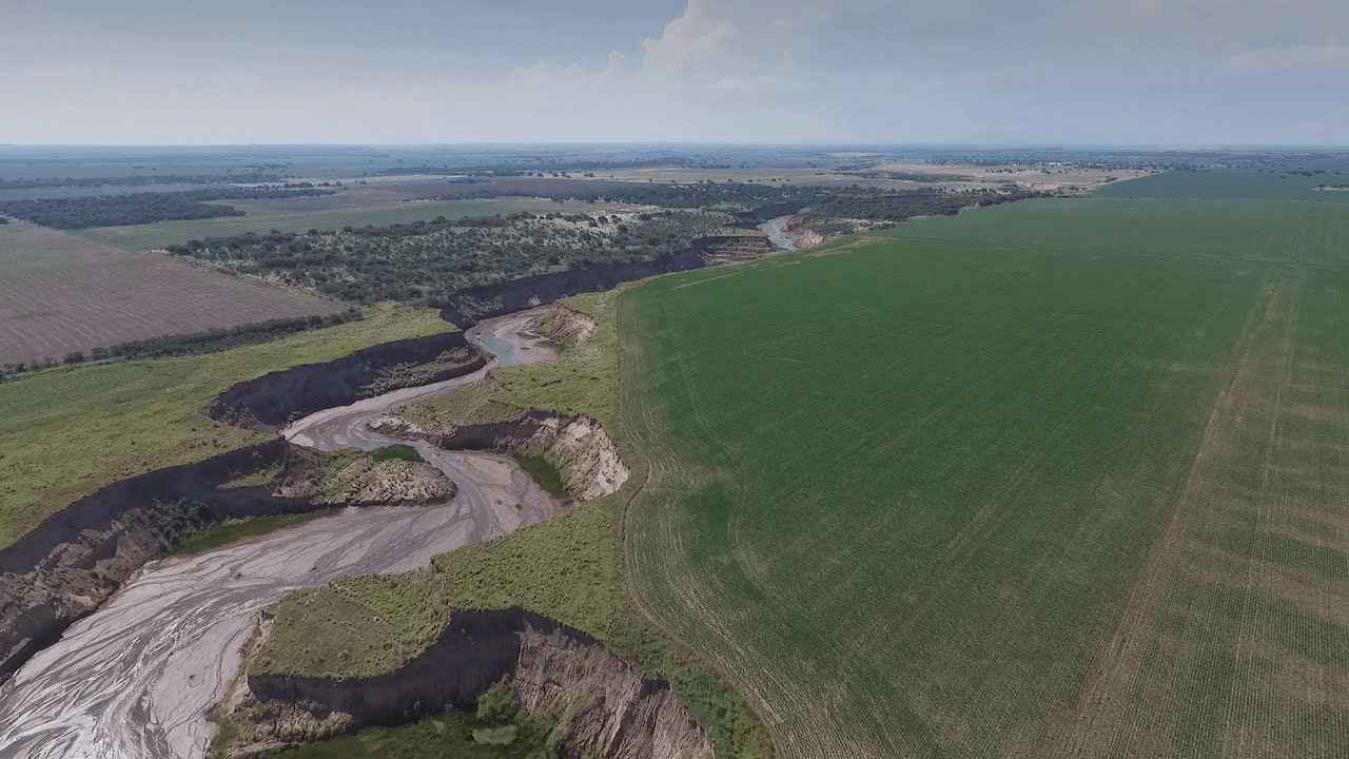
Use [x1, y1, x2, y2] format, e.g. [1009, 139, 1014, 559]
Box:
[0, 309, 563, 759]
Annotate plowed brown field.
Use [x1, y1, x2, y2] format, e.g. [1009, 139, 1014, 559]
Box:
[0, 220, 339, 365]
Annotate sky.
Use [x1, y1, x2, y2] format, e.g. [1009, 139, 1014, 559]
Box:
[2, 0, 1347, 146]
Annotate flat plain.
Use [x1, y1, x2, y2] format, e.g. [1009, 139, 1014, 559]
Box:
[620, 184, 1349, 757]
[75, 191, 633, 253]
[0, 305, 449, 547]
[0, 220, 340, 365]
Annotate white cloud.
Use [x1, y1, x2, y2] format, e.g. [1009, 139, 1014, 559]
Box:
[2, 0, 1347, 144]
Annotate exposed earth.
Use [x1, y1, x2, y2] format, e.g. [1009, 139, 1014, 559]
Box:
[0, 309, 565, 759]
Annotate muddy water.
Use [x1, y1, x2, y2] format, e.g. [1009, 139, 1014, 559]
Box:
[0, 309, 563, 759]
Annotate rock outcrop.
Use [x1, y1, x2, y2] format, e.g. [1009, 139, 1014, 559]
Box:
[376, 411, 628, 501]
[272, 447, 455, 506]
[523, 303, 596, 347]
[231, 608, 713, 759]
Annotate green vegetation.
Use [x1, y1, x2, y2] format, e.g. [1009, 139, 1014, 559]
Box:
[513, 452, 567, 497]
[167, 210, 731, 304]
[2, 309, 364, 379]
[0, 304, 450, 548]
[253, 291, 768, 757]
[77, 196, 620, 253]
[620, 191, 1349, 757]
[173, 513, 326, 556]
[403, 293, 620, 429]
[252, 458, 623, 680]
[269, 711, 561, 759]
[276, 449, 446, 506]
[371, 444, 424, 463]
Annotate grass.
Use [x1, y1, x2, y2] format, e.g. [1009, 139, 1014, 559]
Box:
[0, 304, 450, 548]
[252, 291, 770, 757]
[251, 499, 622, 679]
[76, 196, 629, 253]
[618, 191, 1349, 757]
[401, 291, 621, 430]
[513, 452, 567, 497]
[269, 712, 560, 759]
[371, 444, 424, 463]
[173, 513, 326, 556]
[1097, 169, 1349, 201]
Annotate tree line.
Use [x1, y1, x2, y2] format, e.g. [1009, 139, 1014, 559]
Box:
[0, 309, 361, 382]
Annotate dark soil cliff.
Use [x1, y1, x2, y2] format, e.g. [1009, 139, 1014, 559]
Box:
[208, 332, 484, 429]
[0, 441, 305, 681]
[238, 608, 713, 759]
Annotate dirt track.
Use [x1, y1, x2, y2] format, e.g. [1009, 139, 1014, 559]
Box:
[0, 309, 562, 759]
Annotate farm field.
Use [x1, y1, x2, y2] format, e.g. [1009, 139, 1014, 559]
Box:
[619, 193, 1349, 757]
[0, 305, 449, 548]
[1097, 170, 1349, 201]
[0, 220, 340, 365]
[76, 193, 633, 253]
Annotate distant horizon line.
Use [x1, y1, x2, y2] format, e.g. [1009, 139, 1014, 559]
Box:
[1, 141, 1347, 152]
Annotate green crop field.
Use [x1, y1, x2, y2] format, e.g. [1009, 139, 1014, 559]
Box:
[1098, 170, 1349, 201]
[0, 305, 449, 548]
[619, 190, 1349, 757]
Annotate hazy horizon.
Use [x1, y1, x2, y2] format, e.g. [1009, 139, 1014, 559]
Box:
[5, 0, 1348, 146]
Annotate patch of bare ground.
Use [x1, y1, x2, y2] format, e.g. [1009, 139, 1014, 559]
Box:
[1047, 268, 1349, 758]
[0, 220, 339, 365]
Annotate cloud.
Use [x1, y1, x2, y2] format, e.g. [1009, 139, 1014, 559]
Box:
[2, 0, 1346, 144]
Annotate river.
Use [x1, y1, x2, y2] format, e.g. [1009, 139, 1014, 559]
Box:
[0, 308, 564, 759]
[757, 215, 798, 251]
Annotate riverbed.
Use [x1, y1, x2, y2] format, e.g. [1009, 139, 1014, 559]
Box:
[0, 309, 563, 759]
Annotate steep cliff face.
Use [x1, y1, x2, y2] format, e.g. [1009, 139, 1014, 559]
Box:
[511, 625, 715, 759]
[0, 442, 298, 681]
[380, 411, 628, 501]
[440, 249, 707, 327]
[208, 332, 484, 429]
[231, 608, 713, 759]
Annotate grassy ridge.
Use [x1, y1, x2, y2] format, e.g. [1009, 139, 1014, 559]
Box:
[620, 195, 1349, 757]
[0, 305, 450, 548]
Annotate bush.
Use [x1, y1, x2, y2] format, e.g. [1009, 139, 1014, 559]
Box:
[476, 679, 517, 725]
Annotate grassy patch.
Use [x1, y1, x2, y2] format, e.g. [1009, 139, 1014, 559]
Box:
[371, 444, 424, 464]
[513, 452, 567, 497]
[400, 291, 620, 430]
[269, 711, 559, 759]
[0, 304, 449, 548]
[173, 513, 325, 556]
